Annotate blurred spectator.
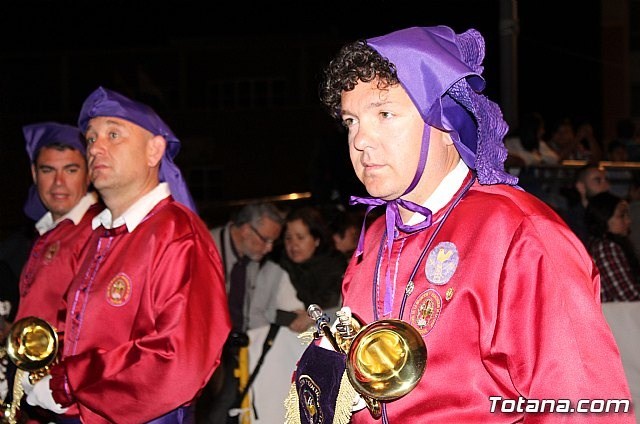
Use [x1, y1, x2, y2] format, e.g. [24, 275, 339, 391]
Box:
[608, 139, 629, 162]
[546, 117, 577, 161]
[545, 116, 602, 162]
[279, 206, 346, 333]
[239, 205, 348, 423]
[200, 201, 286, 424]
[573, 119, 603, 162]
[504, 112, 559, 167]
[326, 206, 361, 259]
[628, 171, 640, 255]
[606, 140, 634, 198]
[586, 191, 640, 301]
[613, 118, 640, 161]
[504, 112, 563, 209]
[0, 260, 17, 334]
[563, 164, 610, 245]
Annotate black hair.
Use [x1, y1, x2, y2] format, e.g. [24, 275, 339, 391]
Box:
[285, 206, 332, 254]
[319, 40, 399, 120]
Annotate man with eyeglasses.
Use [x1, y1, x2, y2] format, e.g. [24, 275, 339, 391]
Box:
[199, 202, 287, 423]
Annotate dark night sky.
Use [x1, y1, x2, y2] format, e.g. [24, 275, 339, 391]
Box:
[0, 1, 497, 49]
[0, 0, 601, 122]
[0, 0, 605, 233]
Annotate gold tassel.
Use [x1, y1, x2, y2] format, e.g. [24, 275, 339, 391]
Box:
[333, 371, 357, 424]
[283, 382, 301, 424]
[296, 330, 315, 346]
[283, 371, 357, 424]
[2, 369, 26, 424]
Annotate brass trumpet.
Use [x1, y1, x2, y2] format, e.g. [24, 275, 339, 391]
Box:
[307, 305, 427, 419]
[6, 316, 58, 383]
[1, 316, 59, 424]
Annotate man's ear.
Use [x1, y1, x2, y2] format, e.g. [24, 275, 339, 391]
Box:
[431, 126, 455, 146]
[441, 131, 455, 146]
[31, 163, 37, 184]
[147, 135, 167, 167]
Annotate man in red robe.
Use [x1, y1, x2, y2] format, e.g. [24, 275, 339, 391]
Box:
[2, 123, 100, 423]
[288, 26, 634, 423]
[15, 122, 100, 330]
[21, 87, 231, 423]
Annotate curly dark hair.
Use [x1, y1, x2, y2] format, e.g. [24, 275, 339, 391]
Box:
[319, 40, 399, 120]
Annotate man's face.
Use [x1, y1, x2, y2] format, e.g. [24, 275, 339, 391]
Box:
[85, 116, 158, 203]
[32, 146, 89, 221]
[239, 216, 282, 262]
[581, 168, 610, 198]
[340, 79, 458, 205]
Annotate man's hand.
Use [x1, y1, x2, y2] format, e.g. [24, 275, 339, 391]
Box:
[288, 309, 315, 333]
[24, 375, 69, 414]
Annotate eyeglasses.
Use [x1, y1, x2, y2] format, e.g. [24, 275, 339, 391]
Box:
[249, 224, 275, 246]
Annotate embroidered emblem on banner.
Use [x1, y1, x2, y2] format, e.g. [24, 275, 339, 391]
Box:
[410, 289, 442, 336]
[106, 273, 131, 306]
[425, 241, 458, 285]
[44, 241, 60, 263]
[298, 375, 324, 423]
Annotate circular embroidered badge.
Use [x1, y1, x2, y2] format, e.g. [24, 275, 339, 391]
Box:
[106, 273, 131, 307]
[410, 289, 442, 336]
[425, 241, 458, 285]
[298, 374, 324, 424]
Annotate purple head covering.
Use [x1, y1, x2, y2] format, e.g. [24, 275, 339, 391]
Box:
[22, 122, 86, 221]
[366, 26, 517, 186]
[78, 87, 197, 212]
[349, 27, 518, 303]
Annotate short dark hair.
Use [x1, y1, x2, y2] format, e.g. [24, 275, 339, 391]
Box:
[585, 191, 621, 237]
[34, 142, 84, 164]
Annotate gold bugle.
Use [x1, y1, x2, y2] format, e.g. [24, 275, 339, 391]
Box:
[306, 305, 427, 419]
[346, 319, 427, 402]
[5, 316, 58, 379]
[1, 317, 59, 424]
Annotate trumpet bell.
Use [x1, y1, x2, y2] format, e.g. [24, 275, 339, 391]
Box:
[5, 316, 58, 372]
[346, 319, 426, 401]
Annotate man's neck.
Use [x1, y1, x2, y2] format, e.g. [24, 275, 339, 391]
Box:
[103, 181, 158, 219]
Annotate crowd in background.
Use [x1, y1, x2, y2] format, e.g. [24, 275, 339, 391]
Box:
[1, 100, 639, 422]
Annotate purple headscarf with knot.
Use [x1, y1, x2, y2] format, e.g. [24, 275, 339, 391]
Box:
[23, 122, 86, 221]
[78, 87, 197, 212]
[351, 26, 518, 257]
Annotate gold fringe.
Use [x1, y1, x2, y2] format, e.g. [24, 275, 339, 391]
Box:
[333, 371, 357, 424]
[283, 382, 301, 424]
[2, 369, 26, 424]
[296, 330, 315, 346]
[282, 372, 357, 424]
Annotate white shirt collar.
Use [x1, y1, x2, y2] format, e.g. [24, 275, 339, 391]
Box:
[92, 183, 171, 232]
[406, 160, 469, 226]
[35, 191, 99, 235]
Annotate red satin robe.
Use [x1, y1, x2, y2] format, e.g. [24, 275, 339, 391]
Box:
[52, 197, 231, 423]
[343, 174, 634, 423]
[15, 203, 101, 331]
